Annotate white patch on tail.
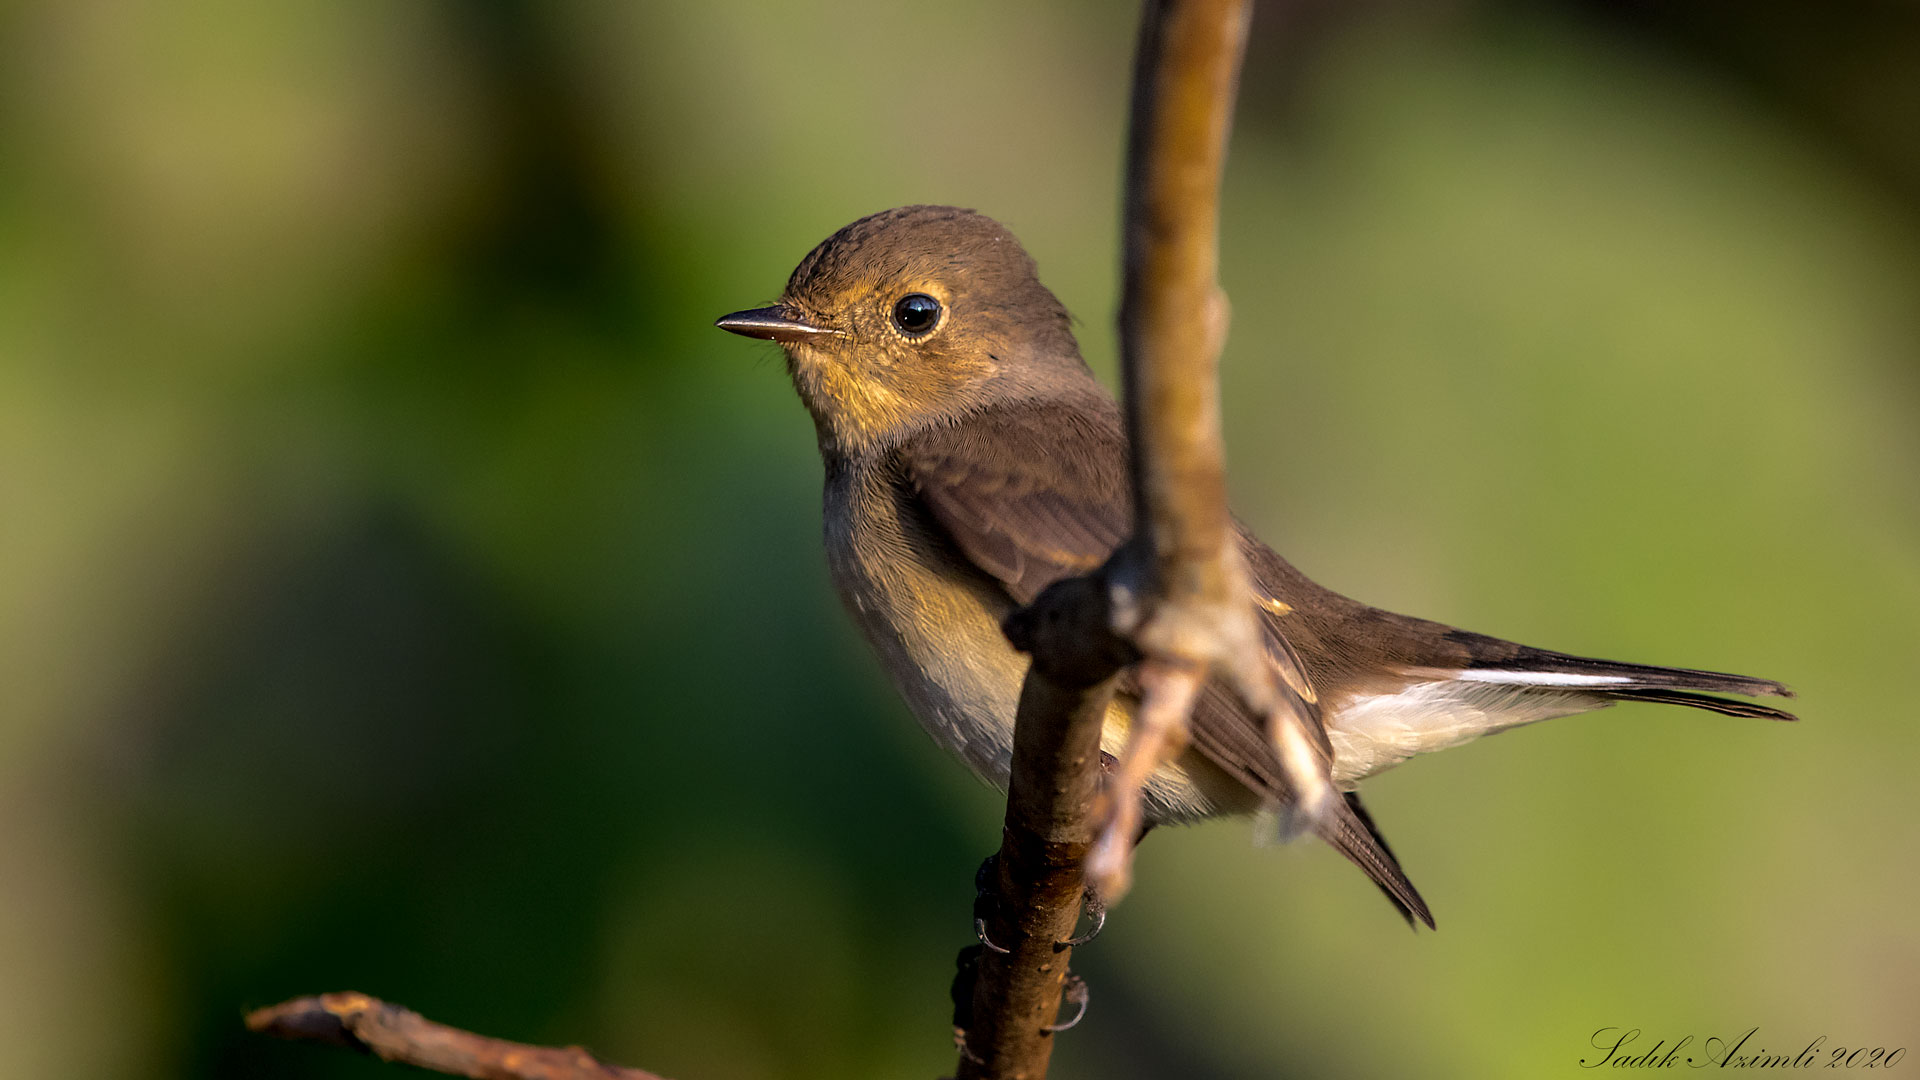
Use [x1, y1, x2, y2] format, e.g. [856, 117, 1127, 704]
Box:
[1452, 669, 1632, 687]
[1326, 679, 1604, 786]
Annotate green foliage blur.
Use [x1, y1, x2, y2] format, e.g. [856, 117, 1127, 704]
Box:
[3, 2, 1916, 1077]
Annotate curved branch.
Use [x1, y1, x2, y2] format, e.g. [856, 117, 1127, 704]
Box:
[246, 993, 669, 1080]
[1092, 0, 1334, 901]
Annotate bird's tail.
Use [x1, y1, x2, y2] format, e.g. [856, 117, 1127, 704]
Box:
[1448, 632, 1799, 723]
[1315, 792, 1434, 930]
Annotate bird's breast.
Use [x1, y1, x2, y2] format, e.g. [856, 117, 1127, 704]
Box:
[823, 465, 1031, 788]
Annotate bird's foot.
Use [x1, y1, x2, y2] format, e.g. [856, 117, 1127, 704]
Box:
[972, 854, 1011, 954]
[1044, 972, 1090, 1032]
[1060, 886, 1106, 948]
[975, 854, 1110, 950]
[950, 942, 985, 1057]
[951, 944, 1092, 1042]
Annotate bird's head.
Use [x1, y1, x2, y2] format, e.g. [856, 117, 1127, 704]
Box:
[717, 205, 1087, 455]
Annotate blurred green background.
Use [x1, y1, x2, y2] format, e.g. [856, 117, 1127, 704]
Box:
[3, 1, 1916, 1077]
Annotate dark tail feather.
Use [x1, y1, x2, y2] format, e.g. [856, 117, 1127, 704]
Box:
[1452, 632, 1796, 709]
[1317, 792, 1435, 930]
[1600, 686, 1798, 722]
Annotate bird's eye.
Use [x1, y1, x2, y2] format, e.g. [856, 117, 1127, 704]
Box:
[891, 293, 943, 338]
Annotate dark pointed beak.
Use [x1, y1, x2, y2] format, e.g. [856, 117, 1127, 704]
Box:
[714, 305, 836, 343]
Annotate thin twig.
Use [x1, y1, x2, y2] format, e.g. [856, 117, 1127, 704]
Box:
[1093, 0, 1334, 902]
[246, 992, 669, 1080]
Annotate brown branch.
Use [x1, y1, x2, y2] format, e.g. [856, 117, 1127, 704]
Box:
[952, 1, 1314, 1076]
[1092, 0, 1334, 901]
[246, 992, 669, 1080]
[954, 578, 1134, 1080]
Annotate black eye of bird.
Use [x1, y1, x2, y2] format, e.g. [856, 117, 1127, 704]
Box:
[891, 293, 943, 337]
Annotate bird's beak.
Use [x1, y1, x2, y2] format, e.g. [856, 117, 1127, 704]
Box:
[714, 305, 836, 343]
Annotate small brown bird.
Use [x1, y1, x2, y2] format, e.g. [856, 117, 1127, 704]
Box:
[717, 205, 1796, 928]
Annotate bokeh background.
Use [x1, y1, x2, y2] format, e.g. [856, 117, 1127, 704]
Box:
[4, 1, 1917, 1077]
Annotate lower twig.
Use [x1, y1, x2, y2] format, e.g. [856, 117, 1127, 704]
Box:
[245, 992, 668, 1080]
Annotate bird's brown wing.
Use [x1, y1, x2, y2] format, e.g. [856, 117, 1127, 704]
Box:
[900, 401, 1319, 724]
[899, 402, 1130, 604]
[898, 401, 1434, 928]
